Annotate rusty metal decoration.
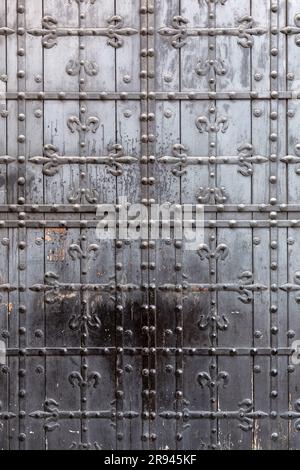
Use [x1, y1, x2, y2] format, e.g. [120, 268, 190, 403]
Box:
[1, 0, 300, 452]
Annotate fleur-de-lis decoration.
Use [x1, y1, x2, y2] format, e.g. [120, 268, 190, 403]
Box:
[68, 107, 100, 134]
[197, 187, 227, 204]
[68, 235, 100, 275]
[66, 59, 99, 77]
[195, 58, 228, 88]
[30, 399, 61, 432]
[40, 16, 59, 49]
[158, 143, 188, 177]
[198, 310, 229, 331]
[159, 15, 265, 50]
[196, 107, 228, 134]
[69, 299, 101, 334]
[237, 16, 266, 48]
[281, 144, 300, 175]
[197, 371, 229, 390]
[280, 271, 300, 303]
[237, 271, 259, 304]
[238, 399, 268, 431]
[198, 243, 229, 261]
[281, 399, 300, 432]
[158, 16, 189, 49]
[281, 13, 300, 47]
[28, 15, 138, 49]
[67, 186, 100, 204]
[69, 366, 101, 389]
[43, 272, 61, 305]
[237, 143, 268, 176]
[32, 144, 59, 177]
[106, 143, 138, 176]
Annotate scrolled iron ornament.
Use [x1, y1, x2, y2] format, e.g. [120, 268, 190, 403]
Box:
[158, 16, 189, 49]
[69, 370, 101, 389]
[198, 243, 229, 261]
[28, 15, 138, 49]
[281, 399, 300, 432]
[29, 399, 61, 432]
[197, 371, 229, 390]
[237, 143, 268, 177]
[198, 311, 229, 331]
[281, 13, 300, 47]
[197, 187, 228, 204]
[158, 15, 266, 49]
[195, 111, 228, 134]
[66, 59, 99, 77]
[67, 113, 100, 134]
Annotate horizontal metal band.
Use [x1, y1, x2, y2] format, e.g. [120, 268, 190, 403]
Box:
[0, 204, 299, 212]
[0, 91, 300, 100]
[0, 220, 298, 228]
[1, 347, 294, 356]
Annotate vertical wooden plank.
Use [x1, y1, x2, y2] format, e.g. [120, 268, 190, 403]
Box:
[84, 0, 115, 92]
[155, 0, 179, 92]
[44, 0, 78, 92]
[216, 0, 251, 92]
[180, 0, 209, 92]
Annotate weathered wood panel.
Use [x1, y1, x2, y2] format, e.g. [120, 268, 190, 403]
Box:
[0, 0, 300, 451]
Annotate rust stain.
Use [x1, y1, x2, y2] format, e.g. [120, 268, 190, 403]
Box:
[45, 228, 67, 242]
[6, 303, 13, 314]
[46, 228, 68, 262]
[47, 248, 66, 262]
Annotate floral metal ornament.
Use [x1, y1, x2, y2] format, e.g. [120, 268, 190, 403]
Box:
[69, 366, 101, 390]
[198, 243, 229, 261]
[281, 399, 300, 431]
[159, 399, 267, 432]
[197, 371, 229, 390]
[29, 399, 61, 432]
[67, 186, 100, 204]
[158, 15, 266, 49]
[68, 107, 100, 134]
[280, 271, 300, 303]
[195, 58, 228, 89]
[28, 15, 138, 49]
[281, 13, 300, 47]
[68, 235, 100, 275]
[68, 299, 101, 334]
[66, 59, 99, 77]
[198, 309, 229, 331]
[197, 187, 228, 204]
[29, 143, 137, 177]
[158, 143, 267, 178]
[196, 108, 228, 134]
[281, 143, 300, 175]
